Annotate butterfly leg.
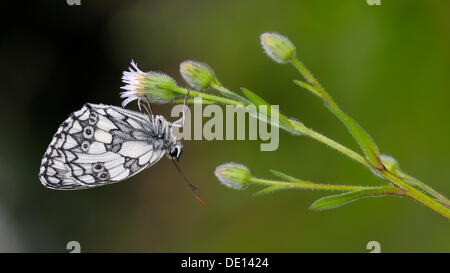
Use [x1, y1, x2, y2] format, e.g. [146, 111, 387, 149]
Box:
[138, 97, 155, 123]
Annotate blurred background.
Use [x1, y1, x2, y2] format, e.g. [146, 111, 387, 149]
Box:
[1, 0, 449, 252]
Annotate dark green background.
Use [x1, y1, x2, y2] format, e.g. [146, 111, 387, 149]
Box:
[1, 0, 449, 252]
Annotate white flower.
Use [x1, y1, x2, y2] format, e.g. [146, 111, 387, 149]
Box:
[120, 60, 148, 108]
[120, 60, 179, 107]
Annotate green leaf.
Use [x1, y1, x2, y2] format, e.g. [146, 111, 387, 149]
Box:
[172, 98, 216, 104]
[326, 106, 383, 170]
[292, 72, 383, 169]
[220, 91, 252, 105]
[379, 154, 399, 173]
[209, 83, 252, 104]
[247, 108, 300, 136]
[293, 80, 321, 98]
[241, 88, 272, 119]
[253, 185, 287, 196]
[309, 186, 401, 211]
[378, 154, 449, 204]
[242, 87, 299, 135]
[241, 87, 269, 106]
[269, 169, 313, 184]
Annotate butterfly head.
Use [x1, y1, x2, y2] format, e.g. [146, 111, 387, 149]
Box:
[168, 142, 183, 161]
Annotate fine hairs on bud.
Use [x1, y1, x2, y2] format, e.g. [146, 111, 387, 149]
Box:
[120, 60, 180, 107]
[215, 162, 251, 190]
[380, 154, 399, 173]
[180, 60, 218, 90]
[260, 32, 296, 64]
[144, 71, 180, 103]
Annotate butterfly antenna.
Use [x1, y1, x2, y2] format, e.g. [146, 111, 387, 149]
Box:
[171, 160, 205, 205]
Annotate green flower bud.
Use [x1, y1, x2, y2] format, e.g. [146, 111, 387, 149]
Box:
[215, 163, 251, 190]
[180, 60, 218, 90]
[380, 154, 400, 173]
[121, 61, 179, 106]
[260, 32, 296, 64]
[144, 72, 180, 102]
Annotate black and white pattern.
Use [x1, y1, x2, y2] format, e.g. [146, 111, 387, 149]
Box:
[39, 103, 181, 190]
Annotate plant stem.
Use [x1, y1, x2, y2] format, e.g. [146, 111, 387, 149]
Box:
[290, 56, 339, 109]
[288, 119, 372, 168]
[249, 177, 375, 192]
[174, 71, 450, 218]
[381, 170, 450, 219]
[210, 83, 253, 104]
[173, 86, 245, 107]
[289, 109, 450, 218]
[174, 86, 298, 132]
[289, 56, 450, 218]
[290, 56, 385, 169]
[397, 171, 450, 207]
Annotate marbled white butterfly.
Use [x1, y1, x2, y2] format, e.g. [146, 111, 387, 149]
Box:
[38, 103, 203, 203]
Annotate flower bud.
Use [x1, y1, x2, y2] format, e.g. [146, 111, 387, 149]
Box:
[180, 60, 218, 89]
[380, 154, 400, 173]
[121, 61, 179, 107]
[260, 32, 296, 63]
[215, 163, 250, 190]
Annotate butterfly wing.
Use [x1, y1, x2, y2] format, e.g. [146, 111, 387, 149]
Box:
[39, 103, 166, 190]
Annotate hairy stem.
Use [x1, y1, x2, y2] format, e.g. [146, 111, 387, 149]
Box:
[290, 119, 450, 218]
[381, 170, 450, 219]
[397, 171, 450, 207]
[289, 57, 339, 109]
[249, 177, 376, 192]
[176, 73, 450, 218]
[288, 55, 450, 219]
[173, 86, 245, 107]
[289, 119, 372, 168]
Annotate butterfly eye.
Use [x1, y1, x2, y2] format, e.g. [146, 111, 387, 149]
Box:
[169, 145, 183, 160]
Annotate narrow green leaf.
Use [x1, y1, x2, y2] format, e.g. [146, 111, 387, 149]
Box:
[269, 169, 314, 184]
[209, 83, 252, 104]
[241, 87, 269, 106]
[241, 87, 272, 123]
[172, 98, 216, 104]
[326, 106, 383, 170]
[253, 185, 287, 196]
[242, 87, 298, 135]
[378, 154, 450, 205]
[293, 80, 321, 98]
[293, 74, 383, 169]
[220, 91, 252, 105]
[309, 186, 401, 211]
[247, 110, 300, 136]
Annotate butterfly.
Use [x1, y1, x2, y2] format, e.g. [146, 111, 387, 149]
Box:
[38, 103, 203, 203]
